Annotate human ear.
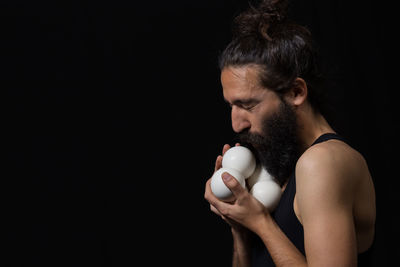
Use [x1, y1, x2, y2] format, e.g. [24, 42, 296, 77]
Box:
[284, 77, 308, 107]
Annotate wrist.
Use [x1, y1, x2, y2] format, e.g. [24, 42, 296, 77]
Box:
[252, 212, 274, 237]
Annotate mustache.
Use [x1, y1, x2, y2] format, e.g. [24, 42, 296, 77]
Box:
[235, 131, 267, 155]
[237, 131, 265, 145]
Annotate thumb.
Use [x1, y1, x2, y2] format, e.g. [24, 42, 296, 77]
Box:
[222, 172, 245, 197]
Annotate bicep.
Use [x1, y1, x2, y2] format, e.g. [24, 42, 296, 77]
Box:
[296, 155, 357, 267]
[302, 205, 357, 267]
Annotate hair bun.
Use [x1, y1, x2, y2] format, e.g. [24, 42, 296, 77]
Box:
[233, 0, 289, 40]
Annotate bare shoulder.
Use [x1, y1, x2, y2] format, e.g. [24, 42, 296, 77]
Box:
[295, 139, 372, 206]
[296, 139, 368, 184]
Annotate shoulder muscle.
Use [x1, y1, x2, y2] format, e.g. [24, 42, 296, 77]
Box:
[296, 140, 362, 210]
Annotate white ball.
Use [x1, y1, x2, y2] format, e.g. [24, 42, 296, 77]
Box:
[222, 146, 256, 178]
[247, 164, 275, 190]
[250, 180, 282, 211]
[210, 167, 246, 201]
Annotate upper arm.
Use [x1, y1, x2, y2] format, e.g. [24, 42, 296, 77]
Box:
[296, 146, 358, 267]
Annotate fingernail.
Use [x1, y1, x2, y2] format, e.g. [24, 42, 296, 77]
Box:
[222, 172, 232, 181]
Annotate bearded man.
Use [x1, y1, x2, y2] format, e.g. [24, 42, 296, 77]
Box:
[204, 1, 376, 266]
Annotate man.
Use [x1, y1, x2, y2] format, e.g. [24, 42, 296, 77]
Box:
[204, 0, 376, 266]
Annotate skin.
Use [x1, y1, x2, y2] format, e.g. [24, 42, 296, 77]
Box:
[204, 65, 376, 267]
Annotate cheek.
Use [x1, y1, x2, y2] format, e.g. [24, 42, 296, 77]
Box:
[251, 103, 278, 135]
[249, 113, 266, 135]
[251, 92, 282, 134]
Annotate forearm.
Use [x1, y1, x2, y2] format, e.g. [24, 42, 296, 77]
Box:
[231, 227, 252, 267]
[256, 214, 307, 267]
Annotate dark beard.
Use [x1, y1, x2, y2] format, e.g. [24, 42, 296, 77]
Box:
[238, 101, 300, 186]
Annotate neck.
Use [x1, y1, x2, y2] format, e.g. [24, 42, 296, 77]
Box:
[297, 105, 335, 152]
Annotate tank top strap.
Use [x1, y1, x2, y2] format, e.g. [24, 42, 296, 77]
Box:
[310, 132, 348, 147]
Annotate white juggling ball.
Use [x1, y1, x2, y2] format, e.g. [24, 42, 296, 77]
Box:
[210, 145, 282, 210]
[247, 164, 275, 189]
[222, 146, 256, 178]
[210, 167, 246, 201]
[250, 180, 282, 211]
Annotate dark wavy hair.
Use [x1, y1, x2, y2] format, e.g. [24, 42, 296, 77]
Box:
[219, 0, 327, 116]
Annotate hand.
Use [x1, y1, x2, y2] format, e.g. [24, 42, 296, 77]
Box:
[206, 144, 237, 226]
[204, 143, 270, 233]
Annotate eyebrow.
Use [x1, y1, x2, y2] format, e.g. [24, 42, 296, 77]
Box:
[224, 98, 259, 106]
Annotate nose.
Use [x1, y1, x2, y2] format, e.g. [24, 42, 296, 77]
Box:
[231, 106, 251, 133]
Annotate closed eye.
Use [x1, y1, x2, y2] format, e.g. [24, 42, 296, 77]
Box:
[224, 98, 259, 110]
[241, 103, 257, 110]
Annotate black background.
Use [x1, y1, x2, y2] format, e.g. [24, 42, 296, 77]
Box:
[4, 0, 399, 266]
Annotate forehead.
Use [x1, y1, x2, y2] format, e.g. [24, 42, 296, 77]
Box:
[221, 66, 266, 101]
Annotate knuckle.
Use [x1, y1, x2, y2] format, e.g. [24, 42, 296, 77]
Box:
[219, 206, 229, 217]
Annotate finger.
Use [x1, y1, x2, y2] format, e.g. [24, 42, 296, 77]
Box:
[214, 155, 223, 172]
[221, 172, 246, 198]
[210, 204, 221, 216]
[210, 205, 232, 225]
[222, 144, 231, 155]
[204, 178, 212, 198]
[235, 142, 240, 146]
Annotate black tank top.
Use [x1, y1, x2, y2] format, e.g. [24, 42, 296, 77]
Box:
[251, 133, 375, 266]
